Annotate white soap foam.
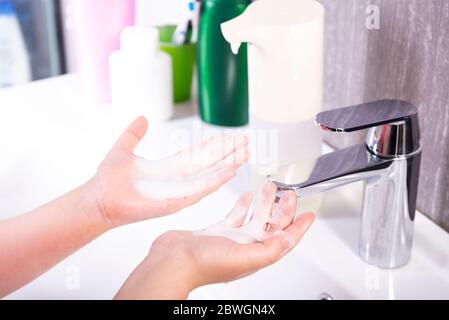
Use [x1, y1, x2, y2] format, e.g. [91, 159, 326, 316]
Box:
[131, 135, 247, 200]
[134, 179, 197, 201]
[195, 222, 268, 244]
[132, 161, 228, 200]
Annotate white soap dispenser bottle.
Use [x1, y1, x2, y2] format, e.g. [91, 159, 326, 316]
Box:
[110, 27, 173, 126]
[221, 0, 325, 168]
[221, 0, 325, 215]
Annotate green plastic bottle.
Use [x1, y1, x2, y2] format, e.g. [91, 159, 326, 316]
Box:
[198, 0, 250, 127]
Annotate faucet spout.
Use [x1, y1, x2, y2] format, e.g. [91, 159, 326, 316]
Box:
[271, 144, 391, 198]
[269, 100, 422, 269]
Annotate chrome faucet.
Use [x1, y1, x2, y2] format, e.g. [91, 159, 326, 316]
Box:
[270, 100, 422, 269]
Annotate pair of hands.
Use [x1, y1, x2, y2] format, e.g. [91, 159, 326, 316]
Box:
[88, 117, 314, 299]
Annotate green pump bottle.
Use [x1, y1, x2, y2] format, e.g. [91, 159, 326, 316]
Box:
[197, 0, 251, 127]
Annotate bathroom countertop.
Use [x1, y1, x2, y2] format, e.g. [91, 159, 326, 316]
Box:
[1, 74, 449, 300]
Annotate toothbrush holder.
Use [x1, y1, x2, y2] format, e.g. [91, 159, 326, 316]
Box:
[158, 25, 196, 104]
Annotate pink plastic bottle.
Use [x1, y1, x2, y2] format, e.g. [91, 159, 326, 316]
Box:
[72, 0, 135, 103]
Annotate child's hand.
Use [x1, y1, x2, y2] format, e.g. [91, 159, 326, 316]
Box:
[115, 183, 315, 300]
[90, 117, 248, 229]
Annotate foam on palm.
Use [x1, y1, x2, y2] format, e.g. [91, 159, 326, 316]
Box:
[196, 220, 268, 244]
[132, 136, 248, 201]
[195, 184, 296, 245]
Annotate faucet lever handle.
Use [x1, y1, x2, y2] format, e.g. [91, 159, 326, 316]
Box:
[316, 99, 417, 132]
[316, 99, 421, 158]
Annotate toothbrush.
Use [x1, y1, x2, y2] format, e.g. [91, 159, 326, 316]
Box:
[191, 0, 201, 43]
[172, 0, 196, 45]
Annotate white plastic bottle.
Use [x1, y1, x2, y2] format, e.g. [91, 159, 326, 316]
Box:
[0, 0, 31, 88]
[110, 27, 173, 126]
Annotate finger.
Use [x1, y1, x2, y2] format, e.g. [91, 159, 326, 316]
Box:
[227, 238, 288, 277]
[267, 191, 297, 232]
[182, 166, 237, 201]
[248, 183, 277, 228]
[225, 193, 254, 227]
[178, 136, 249, 174]
[150, 167, 237, 216]
[202, 136, 248, 165]
[135, 142, 248, 181]
[175, 136, 216, 157]
[282, 212, 315, 248]
[195, 144, 248, 178]
[133, 140, 248, 217]
[113, 117, 149, 154]
[238, 212, 315, 272]
[222, 143, 249, 168]
[138, 144, 247, 183]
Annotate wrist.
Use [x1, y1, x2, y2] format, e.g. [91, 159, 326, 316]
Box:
[116, 253, 195, 300]
[149, 240, 198, 295]
[148, 257, 195, 299]
[78, 179, 114, 234]
[134, 232, 201, 299]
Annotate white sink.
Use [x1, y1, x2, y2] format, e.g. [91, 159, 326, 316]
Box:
[1, 75, 449, 300]
[191, 181, 449, 300]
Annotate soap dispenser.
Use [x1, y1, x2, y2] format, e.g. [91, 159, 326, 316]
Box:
[221, 0, 325, 213]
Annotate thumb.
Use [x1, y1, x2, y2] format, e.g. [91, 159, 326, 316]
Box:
[113, 117, 149, 154]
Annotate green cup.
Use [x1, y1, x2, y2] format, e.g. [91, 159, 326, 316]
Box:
[158, 25, 196, 104]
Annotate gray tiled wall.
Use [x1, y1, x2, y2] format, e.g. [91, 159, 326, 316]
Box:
[319, 0, 449, 231]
